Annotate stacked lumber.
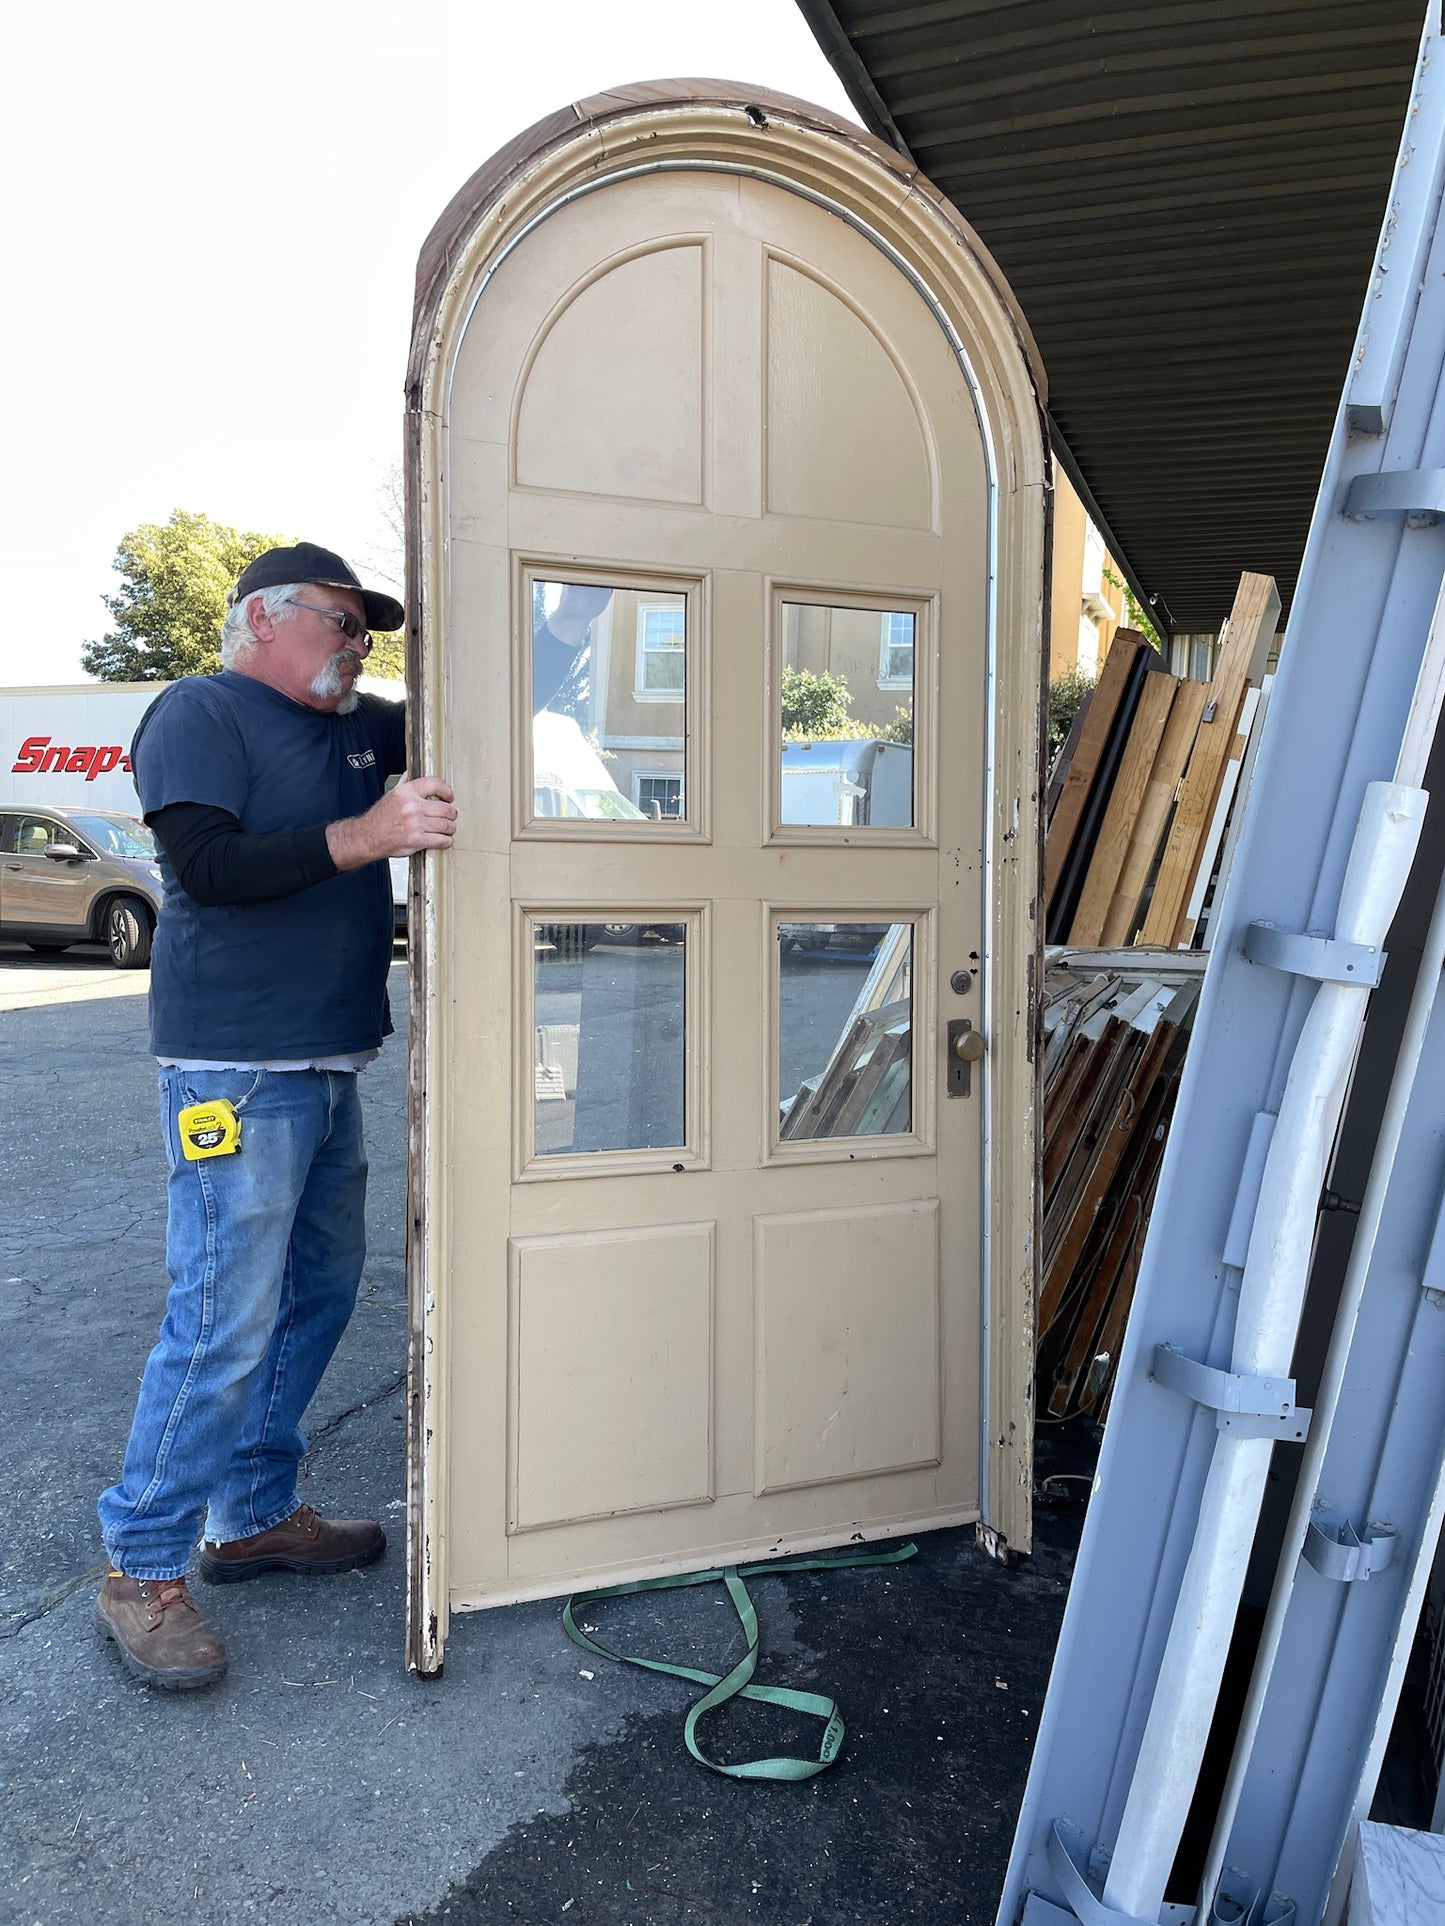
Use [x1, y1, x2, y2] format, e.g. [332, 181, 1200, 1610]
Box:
[779, 924, 914, 1140]
[779, 998, 911, 1138]
[1036, 955, 1203, 1418]
[1046, 572, 1281, 950]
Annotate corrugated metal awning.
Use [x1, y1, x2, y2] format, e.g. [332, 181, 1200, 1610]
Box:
[795, 0, 1427, 633]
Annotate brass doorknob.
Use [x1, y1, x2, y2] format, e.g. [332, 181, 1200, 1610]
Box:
[952, 1025, 985, 1063]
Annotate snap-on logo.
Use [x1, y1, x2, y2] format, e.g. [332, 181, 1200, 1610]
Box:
[346, 749, 377, 770]
[10, 737, 132, 782]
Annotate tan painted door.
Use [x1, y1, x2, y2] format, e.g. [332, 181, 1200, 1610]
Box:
[415, 133, 1030, 1626]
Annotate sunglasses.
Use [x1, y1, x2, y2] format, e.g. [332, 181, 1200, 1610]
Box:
[288, 599, 372, 650]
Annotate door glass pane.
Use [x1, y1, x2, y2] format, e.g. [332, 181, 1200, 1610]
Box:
[779, 602, 914, 827]
[531, 579, 686, 823]
[534, 920, 686, 1155]
[777, 923, 912, 1140]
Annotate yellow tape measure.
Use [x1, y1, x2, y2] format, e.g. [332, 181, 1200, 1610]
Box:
[177, 1100, 243, 1160]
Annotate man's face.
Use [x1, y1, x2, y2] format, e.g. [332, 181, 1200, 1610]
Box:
[243, 586, 370, 713]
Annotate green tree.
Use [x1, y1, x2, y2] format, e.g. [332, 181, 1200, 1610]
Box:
[82, 510, 294, 681]
[366, 627, 405, 680]
[1102, 566, 1162, 650]
[780, 666, 859, 741]
[781, 665, 916, 745]
[361, 462, 406, 681]
[81, 507, 405, 682]
[1048, 663, 1097, 763]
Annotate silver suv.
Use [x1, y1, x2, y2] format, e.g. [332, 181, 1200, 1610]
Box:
[0, 806, 164, 968]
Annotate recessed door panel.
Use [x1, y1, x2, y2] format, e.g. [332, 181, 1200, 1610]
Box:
[508, 1224, 715, 1532]
[516, 242, 705, 505]
[754, 1201, 941, 1495]
[765, 256, 934, 529]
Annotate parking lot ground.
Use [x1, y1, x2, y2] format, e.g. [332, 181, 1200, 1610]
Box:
[0, 947, 1085, 1925]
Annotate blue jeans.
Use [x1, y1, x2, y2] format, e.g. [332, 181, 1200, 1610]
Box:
[98, 1067, 368, 1580]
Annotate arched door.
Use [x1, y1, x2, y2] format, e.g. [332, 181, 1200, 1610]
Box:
[405, 85, 1045, 1671]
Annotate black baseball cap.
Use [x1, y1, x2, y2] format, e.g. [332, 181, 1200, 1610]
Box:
[230, 542, 405, 635]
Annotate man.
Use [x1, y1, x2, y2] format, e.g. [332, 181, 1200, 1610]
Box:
[95, 542, 456, 1691]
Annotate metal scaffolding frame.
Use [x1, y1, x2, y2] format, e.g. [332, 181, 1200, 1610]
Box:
[1001, 11, 1445, 1923]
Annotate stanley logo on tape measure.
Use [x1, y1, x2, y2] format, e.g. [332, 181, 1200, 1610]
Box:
[177, 1100, 243, 1160]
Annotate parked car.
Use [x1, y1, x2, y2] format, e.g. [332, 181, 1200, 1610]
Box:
[0, 805, 164, 968]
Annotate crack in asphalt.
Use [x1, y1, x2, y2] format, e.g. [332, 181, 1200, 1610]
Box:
[306, 1369, 407, 1445]
[0, 1560, 109, 1640]
[0, 1377, 406, 1643]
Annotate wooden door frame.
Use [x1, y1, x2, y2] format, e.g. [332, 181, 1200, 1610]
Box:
[402, 81, 1048, 1675]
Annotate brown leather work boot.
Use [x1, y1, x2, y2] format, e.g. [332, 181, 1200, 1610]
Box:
[94, 1573, 228, 1690]
[198, 1503, 385, 1584]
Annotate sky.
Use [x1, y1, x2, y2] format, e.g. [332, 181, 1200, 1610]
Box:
[1, 0, 856, 684]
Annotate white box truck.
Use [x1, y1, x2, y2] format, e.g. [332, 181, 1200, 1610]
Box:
[2, 681, 409, 930]
[2, 684, 162, 812]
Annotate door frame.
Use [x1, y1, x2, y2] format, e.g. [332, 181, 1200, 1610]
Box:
[403, 82, 1048, 1674]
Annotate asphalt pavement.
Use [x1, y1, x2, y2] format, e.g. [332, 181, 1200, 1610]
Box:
[0, 941, 1086, 1926]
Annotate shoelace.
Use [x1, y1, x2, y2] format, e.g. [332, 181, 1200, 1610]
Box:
[140, 1578, 196, 1616]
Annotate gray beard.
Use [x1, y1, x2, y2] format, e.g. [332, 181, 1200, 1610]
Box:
[312, 651, 361, 713]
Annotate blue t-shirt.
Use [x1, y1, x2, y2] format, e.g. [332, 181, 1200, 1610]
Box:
[131, 672, 407, 1060]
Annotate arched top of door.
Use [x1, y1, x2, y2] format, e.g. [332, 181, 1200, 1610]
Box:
[407, 78, 1048, 494]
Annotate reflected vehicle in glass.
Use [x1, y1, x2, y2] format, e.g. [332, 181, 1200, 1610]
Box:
[536, 917, 684, 952]
[778, 921, 891, 960]
[779, 738, 912, 829]
[779, 601, 914, 829]
[0, 805, 163, 968]
[533, 710, 648, 823]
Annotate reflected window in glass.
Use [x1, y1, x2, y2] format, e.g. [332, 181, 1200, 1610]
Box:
[779, 601, 914, 828]
[635, 602, 686, 698]
[777, 922, 912, 1140]
[534, 920, 687, 1156]
[636, 774, 684, 820]
[878, 611, 915, 687]
[531, 578, 686, 824]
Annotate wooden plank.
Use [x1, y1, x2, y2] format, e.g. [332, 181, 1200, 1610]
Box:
[1199, 673, 1274, 950]
[1042, 1030, 1147, 1295]
[1040, 1015, 1179, 1325]
[1043, 1017, 1125, 1202]
[1099, 680, 1210, 947]
[1046, 1073, 1177, 1414]
[1047, 645, 1160, 941]
[1055, 1093, 1174, 1419]
[1047, 689, 1093, 824]
[1066, 670, 1180, 945]
[1075, 1089, 1176, 1415]
[1044, 630, 1149, 904]
[1174, 683, 1261, 947]
[1139, 572, 1280, 946]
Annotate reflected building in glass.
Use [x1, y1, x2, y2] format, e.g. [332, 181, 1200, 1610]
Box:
[532, 578, 687, 822]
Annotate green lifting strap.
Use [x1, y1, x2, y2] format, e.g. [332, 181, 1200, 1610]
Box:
[562, 1541, 918, 1783]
